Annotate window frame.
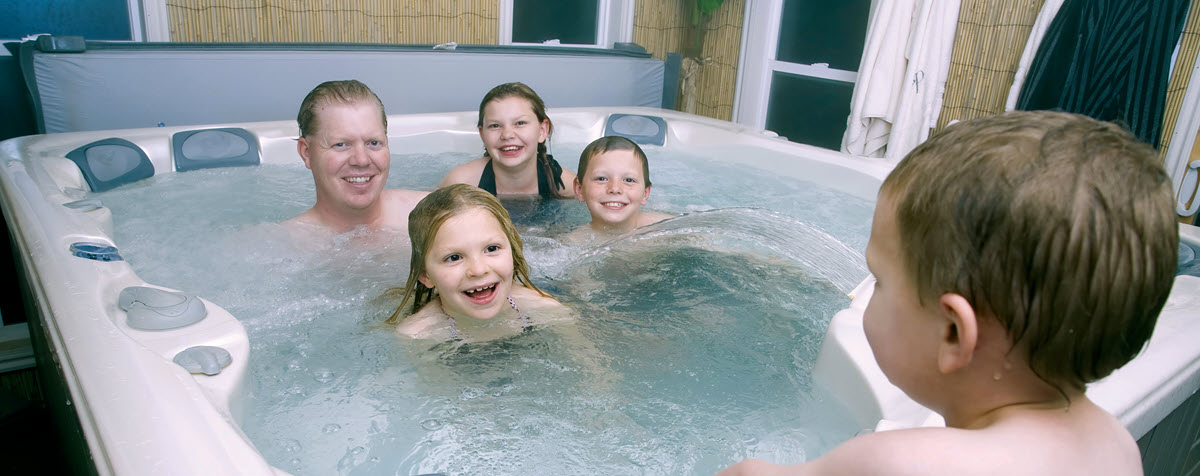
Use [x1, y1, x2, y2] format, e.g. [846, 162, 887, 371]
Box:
[734, 0, 861, 131]
[499, 0, 635, 48]
[139, 0, 170, 41]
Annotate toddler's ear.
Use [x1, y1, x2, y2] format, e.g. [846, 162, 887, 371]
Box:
[417, 273, 433, 290]
[641, 184, 652, 205]
[936, 293, 978, 374]
[573, 178, 585, 202]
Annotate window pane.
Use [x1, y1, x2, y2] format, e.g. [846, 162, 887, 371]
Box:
[2, 0, 132, 40]
[776, 0, 870, 71]
[765, 72, 854, 150]
[513, 0, 599, 45]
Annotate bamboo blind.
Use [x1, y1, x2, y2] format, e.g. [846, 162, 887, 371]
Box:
[1158, 2, 1200, 159]
[166, 0, 500, 44]
[633, 0, 745, 121]
[166, 0, 745, 121]
[936, 0, 1044, 131]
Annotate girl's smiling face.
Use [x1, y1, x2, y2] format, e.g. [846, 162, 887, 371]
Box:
[418, 208, 516, 322]
[478, 96, 549, 171]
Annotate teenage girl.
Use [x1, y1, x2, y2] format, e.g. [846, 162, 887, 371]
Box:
[437, 82, 576, 199]
[387, 184, 568, 341]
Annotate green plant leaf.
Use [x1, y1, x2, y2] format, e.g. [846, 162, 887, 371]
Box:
[699, 0, 724, 15]
[691, 0, 724, 26]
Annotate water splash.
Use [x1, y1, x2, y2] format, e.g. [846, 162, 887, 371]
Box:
[559, 207, 868, 294]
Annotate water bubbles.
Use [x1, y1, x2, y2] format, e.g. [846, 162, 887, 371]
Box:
[336, 446, 369, 472]
[121, 156, 873, 474]
[276, 438, 302, 453]
[313, 369, 335, 383]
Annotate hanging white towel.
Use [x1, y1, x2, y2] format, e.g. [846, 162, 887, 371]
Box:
[841, 0, 962, 161]
[841, 0, 915, 158]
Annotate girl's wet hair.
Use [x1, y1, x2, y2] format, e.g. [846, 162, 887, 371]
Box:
[386, 184, 549, 325]
[297, 79, 386, 138]
[576, 136, 652, 187]
[477, 82, 565, 192]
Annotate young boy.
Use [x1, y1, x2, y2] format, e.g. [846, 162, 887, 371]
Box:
[565, 136, 673, 243]
[718, 111, 1178, 475]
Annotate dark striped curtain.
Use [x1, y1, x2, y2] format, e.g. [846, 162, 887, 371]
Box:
[1016, 0, 1190, 148]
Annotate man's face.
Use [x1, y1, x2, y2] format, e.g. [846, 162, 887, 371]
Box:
[298, 101, 389, 218]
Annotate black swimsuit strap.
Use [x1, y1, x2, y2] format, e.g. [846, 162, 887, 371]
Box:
[478, 159, 498, 195]
[537, 154, 565, 198]
[479, 155, 564, 198]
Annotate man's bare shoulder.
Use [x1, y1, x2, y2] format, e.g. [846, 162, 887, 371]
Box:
[283, 208, 319, 227]
[379, 189, 430, 229]
[438, 157, 488, 187]
[383, 188, 430, 205]
[282, 208, 338, 240]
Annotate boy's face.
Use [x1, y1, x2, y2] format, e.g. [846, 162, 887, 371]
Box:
[862, 193, 944, 404]
[573, 149, 651, 231]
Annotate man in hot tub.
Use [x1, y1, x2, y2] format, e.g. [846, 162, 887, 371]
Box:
[286, 79, 427, 234]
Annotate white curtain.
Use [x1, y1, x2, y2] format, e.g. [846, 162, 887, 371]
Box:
[841, 0, 962, 161]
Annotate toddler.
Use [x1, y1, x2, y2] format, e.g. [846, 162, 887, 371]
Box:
[719, 110, 1178, 475]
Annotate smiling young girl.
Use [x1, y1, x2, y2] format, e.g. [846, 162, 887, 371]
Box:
[387, 184, 568, 341]
[437, 82, 576, 199]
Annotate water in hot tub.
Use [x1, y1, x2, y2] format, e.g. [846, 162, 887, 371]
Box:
[98, 144, 874, 475]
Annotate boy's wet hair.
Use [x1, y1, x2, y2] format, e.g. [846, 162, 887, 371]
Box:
[576, 136, 652, 187]
[386, 184, 549, 325]
[881, 110, 1177, 393]
[297, 79, 386, 138]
